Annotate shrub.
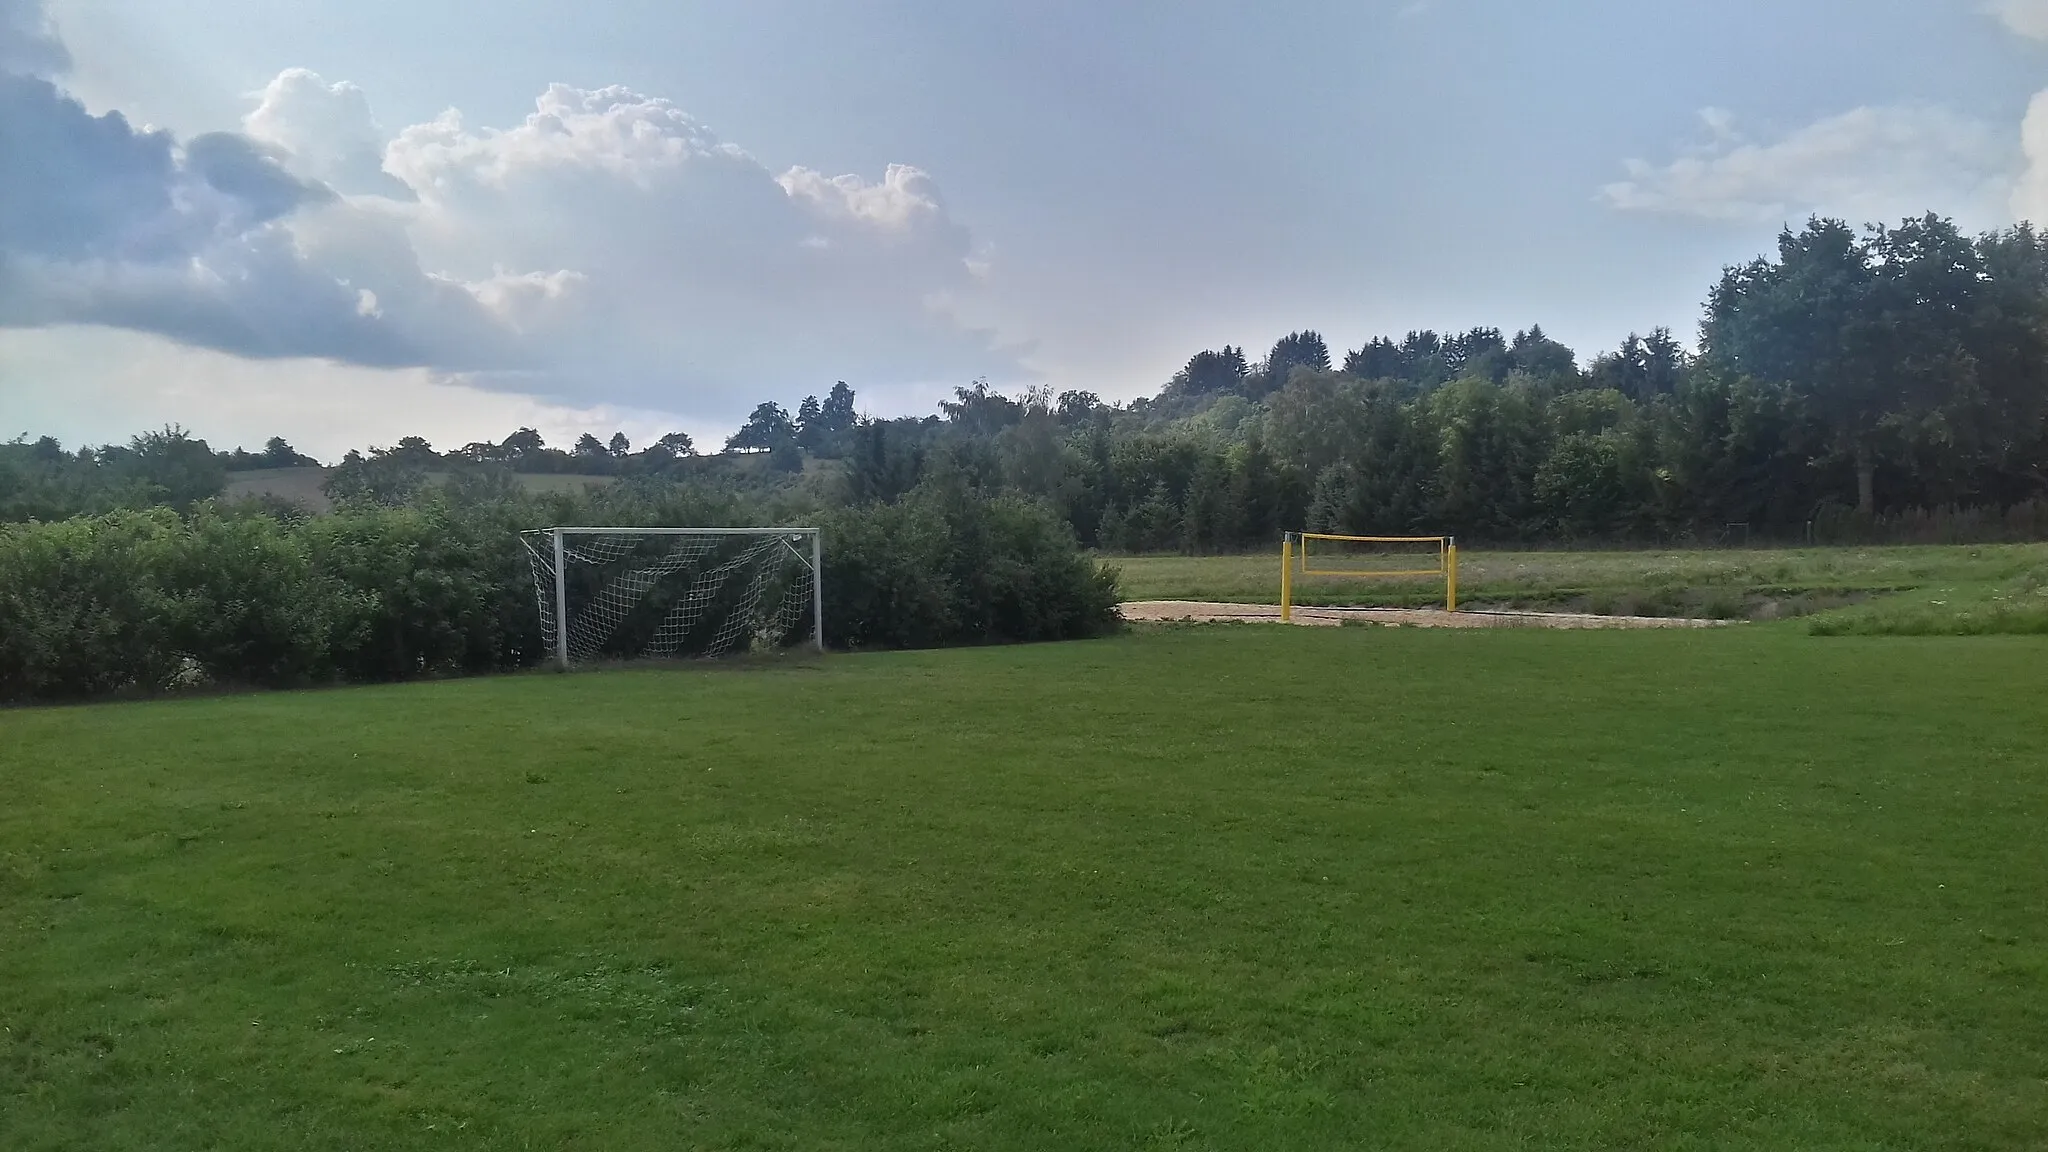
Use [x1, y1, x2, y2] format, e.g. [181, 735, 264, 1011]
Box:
[0, 510, 188, 700]
[823, 480, 1120, 650]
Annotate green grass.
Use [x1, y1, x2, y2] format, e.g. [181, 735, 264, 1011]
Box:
[1110, 543, 2048, 622]
[6, 627, 2048, 1149]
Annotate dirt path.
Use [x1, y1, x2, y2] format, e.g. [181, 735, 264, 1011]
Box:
[1119, 600, 1735, 630]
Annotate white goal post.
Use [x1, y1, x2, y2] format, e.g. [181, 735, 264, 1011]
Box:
[521, 527, 824, 671]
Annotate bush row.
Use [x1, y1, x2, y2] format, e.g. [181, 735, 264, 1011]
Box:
[0, 483, 1120, 704]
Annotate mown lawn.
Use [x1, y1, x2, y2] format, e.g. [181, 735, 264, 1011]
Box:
[4, 626, 2046, 1149]
[1109, 543, 2048, 619]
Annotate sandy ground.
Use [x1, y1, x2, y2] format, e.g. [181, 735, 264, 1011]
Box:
[1119, 601, 1735, 630]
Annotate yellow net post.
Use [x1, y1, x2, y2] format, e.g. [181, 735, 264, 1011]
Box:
[1280, 533, 1294, 622]
[1446, 538, 1458, 612]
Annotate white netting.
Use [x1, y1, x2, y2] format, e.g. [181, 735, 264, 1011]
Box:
[522, 530, 817, 664]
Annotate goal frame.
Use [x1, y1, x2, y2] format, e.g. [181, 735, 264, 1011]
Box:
[1280, 532, 1458, 620]
[535, 526, 824, 670]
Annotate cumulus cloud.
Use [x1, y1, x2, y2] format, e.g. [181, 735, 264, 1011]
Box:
[1601, 105, 2016, 228]
[1, 2, 1019, 429]
[373, 81, 1015, 410]
[243, 68, 413, 199]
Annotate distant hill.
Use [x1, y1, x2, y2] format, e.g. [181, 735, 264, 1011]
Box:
[223, 468, 336, 511]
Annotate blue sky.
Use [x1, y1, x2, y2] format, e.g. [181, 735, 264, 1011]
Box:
[6, 0, 2048, 457]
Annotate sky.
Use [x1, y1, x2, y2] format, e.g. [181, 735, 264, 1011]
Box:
[6, 0, 2048, 459]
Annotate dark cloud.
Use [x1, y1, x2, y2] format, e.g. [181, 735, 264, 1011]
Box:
[0, 33, 441, 366]
[185, 132, 333, 223]
[0, 74, 176, 259]
[0, 0, 67, 76]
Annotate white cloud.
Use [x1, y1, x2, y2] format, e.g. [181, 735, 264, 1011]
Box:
[1991, 0, 2048, 40]
[3, 1, 1024, 443]
[1601, 105, 2017, 229]
[2013, 91, 2048, 224]
[243, 68, 410, 198]
[370, 81, 1018, 415]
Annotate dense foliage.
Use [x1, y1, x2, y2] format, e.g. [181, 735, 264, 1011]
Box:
[0, 474, 1119, 702]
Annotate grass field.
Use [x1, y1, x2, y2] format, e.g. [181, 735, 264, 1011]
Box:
[6, 626, 2047, 1149]
[1110, 543, 2048, 623]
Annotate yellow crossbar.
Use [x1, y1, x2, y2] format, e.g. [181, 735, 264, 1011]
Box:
[1299, 567, 1444, 578]
[1299, 534, 1447, 544]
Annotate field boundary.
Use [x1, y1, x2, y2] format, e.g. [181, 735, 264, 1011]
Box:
[1120, 600, 1736, 629]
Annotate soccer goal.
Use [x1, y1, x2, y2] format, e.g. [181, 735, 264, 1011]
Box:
[1280, 532, 1459, 620]
[521, 527, 824, 670]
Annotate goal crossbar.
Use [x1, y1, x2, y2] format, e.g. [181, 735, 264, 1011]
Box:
[1281, 531, 1459, 618]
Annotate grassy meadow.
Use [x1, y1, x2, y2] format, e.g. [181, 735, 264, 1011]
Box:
[1109, 543, 2048, 625]
[6, 625, 2047, 1149]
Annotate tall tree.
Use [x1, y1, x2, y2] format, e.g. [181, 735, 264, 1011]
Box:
[1705, 216, 1974, 515]
[795, 395, 825, 450]
[1166, 347, 1251, 398]
[820, 381, 859, 432]
[501, 428, 546, 459]
[726, 403, 797, 452]
[1254, 331, 1331, 395]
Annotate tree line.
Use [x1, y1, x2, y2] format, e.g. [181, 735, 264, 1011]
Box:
[833, 214, 2048, 549]
[13, 212, 2046, 548]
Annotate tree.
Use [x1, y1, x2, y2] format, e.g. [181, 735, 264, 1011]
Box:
[1252, 331, 1332, 396]
[1344, 337, 1404, 381]
[120, 427, 227, 510]
[262, 437, 318, 468]
[323, 448, 427, 505]
[821, 381, 859, 429]
[795, 395, 825, 450]
[453, 440, 508, 464]
[1702, 216, 1990, 516]
[651, 432, 695, 458]
[726, 403, 796, 453]
[572, 433, 610, 464]
[501, 428, 546, 459]
[939, 382, 1022, 438]
[1166, 347, 1251, 398]
[1056, 390, 1104, 424]
[1508, 325, 1581, 385]
[846, 419, 926, 505]
[1592, 330, 1690, 403]
[386, 436, 437, 468]
[608, 432, 631, 458]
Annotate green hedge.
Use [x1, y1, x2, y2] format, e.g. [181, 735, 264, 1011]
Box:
[822, 483, 1121, 650]
[0, 485, 1120, 704]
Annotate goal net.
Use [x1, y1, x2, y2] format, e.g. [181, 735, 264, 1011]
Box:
[521, 528, 823, 669]
[1282, 532, 1459, 615]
